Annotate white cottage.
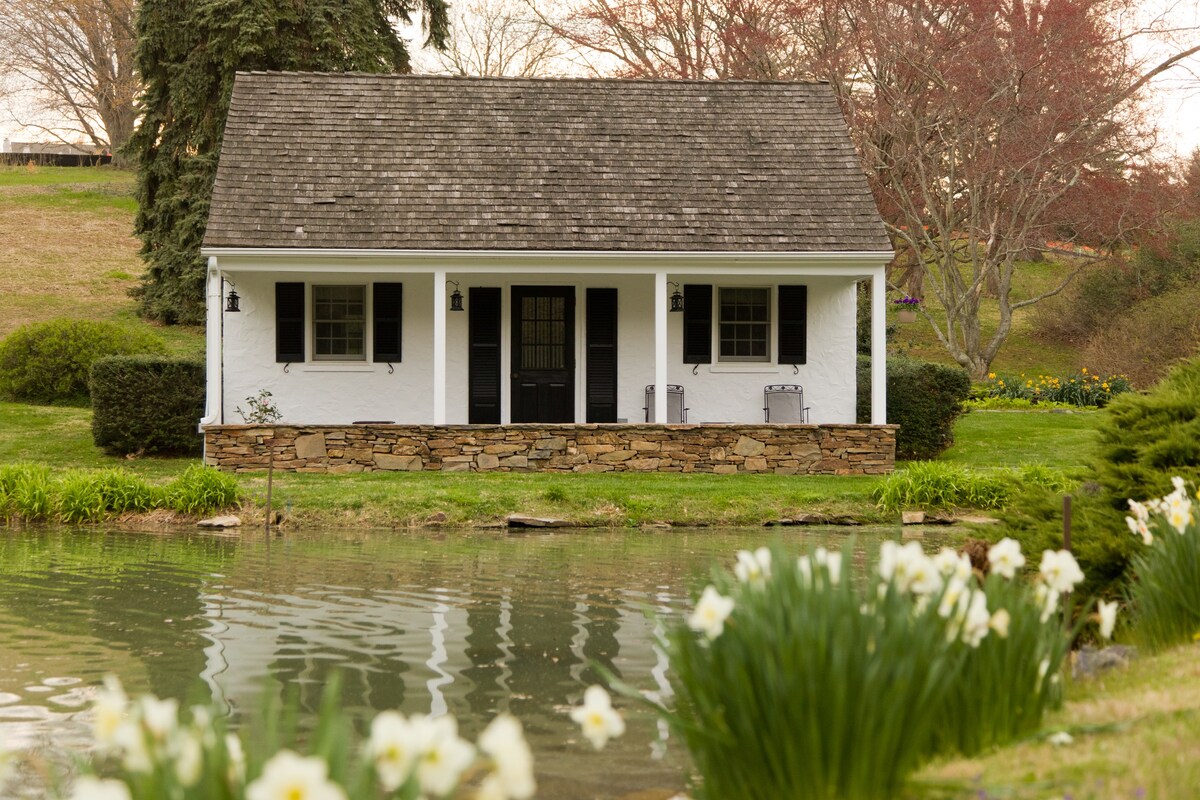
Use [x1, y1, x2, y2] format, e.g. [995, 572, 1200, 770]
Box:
[200, 72, 896, 475]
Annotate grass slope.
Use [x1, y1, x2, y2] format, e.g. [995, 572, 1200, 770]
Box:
[912, 642, 1200, 799]
[0, 165, 203, 356]
[939, 410, 1102, 472]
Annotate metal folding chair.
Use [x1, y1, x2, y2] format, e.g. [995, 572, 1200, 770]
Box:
[764, 384, 810, 423]
[645, 384, 687, 423]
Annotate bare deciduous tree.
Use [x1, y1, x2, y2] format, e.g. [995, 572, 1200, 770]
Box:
[0, 0, 137, 161]
[422, 0, 564, 77]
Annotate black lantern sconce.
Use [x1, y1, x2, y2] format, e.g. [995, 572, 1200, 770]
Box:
[668, 281, 684, 312]
[448, 281, 464, 312]
[224, 281, 240, 313]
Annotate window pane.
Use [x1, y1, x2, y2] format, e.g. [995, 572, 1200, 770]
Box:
[313, 285, 366, 360]
[718, 288, 770, 362]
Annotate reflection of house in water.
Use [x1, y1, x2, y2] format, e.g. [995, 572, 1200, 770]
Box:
[196, 545, 675, 743]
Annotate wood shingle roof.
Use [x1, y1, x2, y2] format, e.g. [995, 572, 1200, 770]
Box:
[204, 72, 891, 253]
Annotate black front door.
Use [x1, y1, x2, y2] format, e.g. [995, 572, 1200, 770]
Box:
[511, 286, 575, 423]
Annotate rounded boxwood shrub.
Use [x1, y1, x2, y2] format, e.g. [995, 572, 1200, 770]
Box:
[858, 355, 972, 460]
[0, 319, 167, 403]
[90, 356, 206, 455]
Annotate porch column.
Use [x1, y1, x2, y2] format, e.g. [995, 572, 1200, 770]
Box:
[200, 259, 223, 428]
[871, 267, 887, 425]
[654, 272, 668, 423]
[433, 270, 447, 425]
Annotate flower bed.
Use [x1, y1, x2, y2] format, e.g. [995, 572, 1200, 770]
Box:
[980, 368, 1131, 407]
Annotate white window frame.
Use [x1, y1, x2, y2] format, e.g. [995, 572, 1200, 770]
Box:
[312, 284, 368, 361]
[717, 286, 771, 363]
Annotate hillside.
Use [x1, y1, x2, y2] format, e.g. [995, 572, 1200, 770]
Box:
[0, 165, 203, 355]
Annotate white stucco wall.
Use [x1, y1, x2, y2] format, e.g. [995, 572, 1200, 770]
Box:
[216, 269, 859, 425]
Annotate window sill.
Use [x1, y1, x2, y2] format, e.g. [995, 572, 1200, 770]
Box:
[707, 364, 781, 374]
[300, 363, 376, 373]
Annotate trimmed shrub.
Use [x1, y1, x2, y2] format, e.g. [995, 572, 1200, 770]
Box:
[0, 319, 167, 403]
[90, 356, 206, 455]
[858, 355, 972, 459]
[888, 356, 971, 460]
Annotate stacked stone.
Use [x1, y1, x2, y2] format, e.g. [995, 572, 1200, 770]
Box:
[203, 424, 897, 475]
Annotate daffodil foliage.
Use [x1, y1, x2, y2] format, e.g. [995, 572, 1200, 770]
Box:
[1125, 477, 1200, 651]
[656, 539, 1092, 800]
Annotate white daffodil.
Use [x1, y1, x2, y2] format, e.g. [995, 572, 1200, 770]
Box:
[933, 547, 973, 582]
[907, 553, 944, 597]
[367, 711, 416, 792]
[92, 675, 129, 754]
[1164, 492, 1193, 535]
[1034, 583, 1059, 623]
[688, 585, 735, 640]
[225, 734, 246, 787]
[112, 719, 152, 774]
[822, 550, 843, 586]
[173, 730, 204, 788]
[960, 591, 992, 648]
[796, 555, 813, 587]
[412, 715, 475, 797]
[246, 751, 347, 800]
[938, 577, 969, 620]
[988, 608, 1011, 638]
[68, 776, 132, 800]
[1047, 731, 1074, 746]
[987, 538, 1026, 579]
[1172, 476, 1188, 494]
[569, 685, 626, 751]
[733, 547, 772, 586]
[1125, 514, 1153, 545]
[1127, 498, 1151, 523]
[883, 541, 941, 595]
[1097, 599, 1119, 640]
[1037, 657, 1052, 686]
[1039, 550, 1085, 594]
[139, 696, 179, 743]
[478, 713, 536, 800]
[877, 540, 900, 582]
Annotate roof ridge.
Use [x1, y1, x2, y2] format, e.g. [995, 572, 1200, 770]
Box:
[234, 70, 830, 87]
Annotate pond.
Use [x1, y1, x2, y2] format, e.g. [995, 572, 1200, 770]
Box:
[0, 525, 907, 798]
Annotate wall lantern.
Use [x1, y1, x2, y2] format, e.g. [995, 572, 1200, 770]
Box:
[225, 286, 240, 313]
[668, 281, 684, 312]
[448, 281, 464, 312]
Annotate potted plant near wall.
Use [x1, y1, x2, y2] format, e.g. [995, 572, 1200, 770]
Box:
[893, 296, 920, 323]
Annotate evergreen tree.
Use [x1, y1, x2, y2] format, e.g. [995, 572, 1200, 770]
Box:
[128, 0, 449, 324]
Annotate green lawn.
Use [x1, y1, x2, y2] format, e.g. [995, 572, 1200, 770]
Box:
[940, 409, 1102, 473]
[912, 642, 1200, 799]
[0, 164, 135, 186]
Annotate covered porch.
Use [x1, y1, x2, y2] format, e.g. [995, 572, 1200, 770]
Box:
[200, 252, 890, 431]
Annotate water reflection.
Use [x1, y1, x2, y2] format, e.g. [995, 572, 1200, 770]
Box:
[0, 526, 900, 798]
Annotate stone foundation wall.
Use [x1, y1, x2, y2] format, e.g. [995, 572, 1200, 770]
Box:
[203, 424, 896, 475]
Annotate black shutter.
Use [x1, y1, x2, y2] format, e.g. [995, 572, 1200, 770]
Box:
[469, 287, 502, 424]
[778, 285, 808, 364]
[373, 282, 403, 362]
[275, 282, 305, 363]
[683, 284, 712, 364]
[586, 288, 618, 423]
